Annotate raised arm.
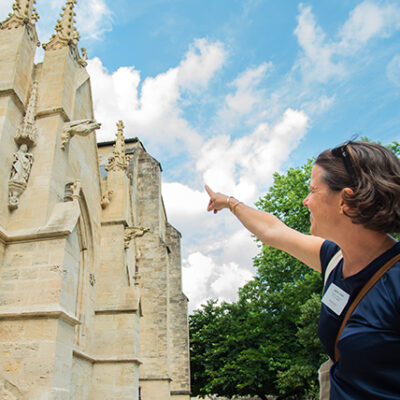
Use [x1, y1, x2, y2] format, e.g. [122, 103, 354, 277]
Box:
[205, 185, 324, 272]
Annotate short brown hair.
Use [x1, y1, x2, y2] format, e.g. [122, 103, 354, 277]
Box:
[315, 141, 400, 233]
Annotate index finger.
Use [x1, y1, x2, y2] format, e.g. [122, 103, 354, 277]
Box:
[204, 185, 214, 197]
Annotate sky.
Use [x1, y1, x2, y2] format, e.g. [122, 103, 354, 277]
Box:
[1, 0, 400, 312]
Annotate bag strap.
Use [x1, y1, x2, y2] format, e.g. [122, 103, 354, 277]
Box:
[334, 252, 400, 361]
[324, 250, 342, 288]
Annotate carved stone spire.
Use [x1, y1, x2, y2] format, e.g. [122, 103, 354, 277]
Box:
[42, 0, 80, 51]
[15, 81, 39, 148]
[106, 121, 130, 172]
[0, 0, 39, 32]
[8, 80, 39, 210]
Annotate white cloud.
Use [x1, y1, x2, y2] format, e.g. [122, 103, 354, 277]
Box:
[198, 108, 309, 203]
[294, 1, 400, 83]
[387, 54, 400, 87]
[183, 251, 254, 312]
[338, 1, 400, 52]
[210, 262, 253, 301]
[162, 180, 259, 314]
[183, 252, 215, 312]
[76, 0, 113, 41]
[162, 182, 209, 234]
[217, 228, 259, 273]
[294, 5, 344, 82]
[302, 94, 335, 115]
[225, 63, 272, 115]
[162, 181, 259, 265]
[214, 63, 274, 133]
[178, 38, 226, 92]
[88, 38, 226, 155]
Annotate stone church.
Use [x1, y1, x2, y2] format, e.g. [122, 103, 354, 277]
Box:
[0, 1, 191, 399]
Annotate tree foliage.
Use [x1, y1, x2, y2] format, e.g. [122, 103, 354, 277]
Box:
[190, 142, 400, 399]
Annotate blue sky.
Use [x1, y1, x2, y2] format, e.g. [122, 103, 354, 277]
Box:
[1, 0, 400, 311]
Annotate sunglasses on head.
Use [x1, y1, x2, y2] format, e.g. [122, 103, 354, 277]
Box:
[331, 141, 357, 187]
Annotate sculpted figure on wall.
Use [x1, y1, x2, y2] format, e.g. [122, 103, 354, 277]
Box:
[10, 144, 33, 183]
[8, 78, 39, 211]
[100, 190, 113, 209]
[61, 119, 101, 150]
[124, 226, 150, 249]
[8, 144, 34, 210]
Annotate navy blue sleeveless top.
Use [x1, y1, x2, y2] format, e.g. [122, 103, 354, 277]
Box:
[319, 240, 400, 399]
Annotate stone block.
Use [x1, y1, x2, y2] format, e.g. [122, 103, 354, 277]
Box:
[70, 356, 92, 400]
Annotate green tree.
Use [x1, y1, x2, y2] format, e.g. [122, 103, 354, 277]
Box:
[190, 298, 276, 400]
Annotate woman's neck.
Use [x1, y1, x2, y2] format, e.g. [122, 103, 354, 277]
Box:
[338, 230, 396, 278]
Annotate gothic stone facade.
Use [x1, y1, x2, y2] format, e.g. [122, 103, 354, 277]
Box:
[0, 1, 190, 399]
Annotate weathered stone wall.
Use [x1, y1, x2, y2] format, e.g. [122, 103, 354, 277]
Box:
[0, 26, 36, 105]
[91, 362, 139, 400]
[135, 149, 171, 390]
[0, 96, 22, 229]
[0, 24, 36, 230]
[0, 237, 5, 267]
[0, 237, 68, 310]
[0, 224, 85, 398]
[70, 356, 92, 399]
[167, 223, 191, 399]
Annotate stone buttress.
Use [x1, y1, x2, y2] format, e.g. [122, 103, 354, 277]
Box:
[98, 133, 191, 400]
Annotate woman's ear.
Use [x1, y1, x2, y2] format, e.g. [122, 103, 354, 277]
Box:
[340, 188, 354, 214]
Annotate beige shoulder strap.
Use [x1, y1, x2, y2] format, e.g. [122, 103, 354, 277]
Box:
[324, 250, 342, 288]
[334, 252, 400, 361]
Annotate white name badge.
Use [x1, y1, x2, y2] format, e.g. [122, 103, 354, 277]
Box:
[322, 283, 350, 316]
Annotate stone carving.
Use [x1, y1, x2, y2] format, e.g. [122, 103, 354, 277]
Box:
[81, 48, 87, 60]
[64, 181, 74, 202]
[8, 181, 27, 210]
[64, 179, 82, 202]
[8, 81, 39, 210]
[43, 0, 79, 50]
[79, 47, 88, 67]
[71, 179, 82, 200]
[15, 80, 39, 148]
[61, 119, 101, 150]
[0, 0, 39, 30]
[124, 226, 150, 249]
[89, 273, 96, 286]
[106, 121, 131, 172]
[42, 0, 87, 67]
[8, 144, 33, 210]
[10, 144, 33, 182]
[100, 190, 113, 209]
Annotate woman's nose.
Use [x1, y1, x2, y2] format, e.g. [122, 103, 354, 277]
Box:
[303, 193, 310, 207]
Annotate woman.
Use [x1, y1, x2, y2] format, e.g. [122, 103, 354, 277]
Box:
[205, 141, 400, 399]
